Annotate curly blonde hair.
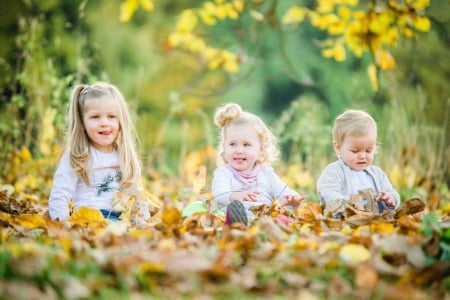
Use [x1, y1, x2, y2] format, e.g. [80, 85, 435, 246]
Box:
[214, 102, 280, 167]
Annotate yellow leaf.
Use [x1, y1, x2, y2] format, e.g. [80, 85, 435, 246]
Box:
[139, 0, 154, 12]
[375, 48, 395, 70]
[139, 261, 165, 273]
[232, 0, 244, 13]
[319, 241, 340, 254]
[333, 43, 346, 61]
[199, 9, 217, 25]
[14, 214, 47, 229]
[317, 0, 334, 13]
[341, 225, 353, 235]
[414, 16, 430, 32]
[18, 147, 32, 162]
[339, 243, 371, 265]
[338, 6, 351, 20]
[69, 207, 105, 225]
[294, 239, 319, 250]
[343, 0, 359, 6]
[367, 63, 379, 91]
[120, 0, 138, 23]
[401, 27, 415, 38]
[176, 10, 198, 33]
[299, 223, 312, 234]
[412, 0, 430, 11]
[442, 203, 450, 214]
[161, 202, 182, 227]
[282, 6, 306, 25]
[370, 222, 395, 233]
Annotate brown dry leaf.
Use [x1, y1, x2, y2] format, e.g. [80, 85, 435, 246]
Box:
[294, 202, 322, 221]
[395, 198, 425, 219]
[396, 214, 422, 233]
[327, 275, 352, 298]
[372, 234, 427, 268]
[354, 264, 379, 294]
[382, 282, 429, 300]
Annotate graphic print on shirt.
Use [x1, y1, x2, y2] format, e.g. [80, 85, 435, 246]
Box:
[96, 170, 122, 196]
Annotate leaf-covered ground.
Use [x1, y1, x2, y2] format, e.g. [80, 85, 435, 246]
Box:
[0, 184, 449, 300]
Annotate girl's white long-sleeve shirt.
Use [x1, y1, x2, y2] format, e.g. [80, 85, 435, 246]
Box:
[212, 165, 299, 218]
[48, 147, 122, 220]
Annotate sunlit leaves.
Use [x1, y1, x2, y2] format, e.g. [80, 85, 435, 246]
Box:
[119, 0, 432, 85]
[282, 7, 306, 25]
[280, 0, 431, 90]
[120, 0, 154, 23]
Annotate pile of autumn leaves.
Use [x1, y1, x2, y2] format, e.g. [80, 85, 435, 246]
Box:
[0, 189, 449, 299]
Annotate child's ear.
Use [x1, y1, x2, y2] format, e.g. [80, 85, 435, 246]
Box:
[333, 142, 341, 157]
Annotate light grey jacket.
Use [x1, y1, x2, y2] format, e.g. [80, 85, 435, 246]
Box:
[317, 159, 400, 212]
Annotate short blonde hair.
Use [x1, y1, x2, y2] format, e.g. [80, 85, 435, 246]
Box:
[333, 109, 377, 145]
[65, 82, 141, 189]
[214, 102, 280, 166]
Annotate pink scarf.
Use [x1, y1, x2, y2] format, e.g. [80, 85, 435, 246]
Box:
[227, 164, 259, 190]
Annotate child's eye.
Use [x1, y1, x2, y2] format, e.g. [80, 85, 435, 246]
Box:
[351, 150, 358, 154]
[244, 143, 250, 147]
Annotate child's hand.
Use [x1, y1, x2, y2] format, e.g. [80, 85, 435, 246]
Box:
[230, 190, 259, 202]
[282, 194, 306, 207]
[376, 191, 396, 208]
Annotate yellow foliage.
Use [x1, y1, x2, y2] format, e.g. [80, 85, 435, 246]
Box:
[176, 10, 198, 33]
[375, 48, 395, 70]
[293, 239, 319, 250]
[370, 222, 395, 233]
[339, 243, 371, 265]
[120, 0, 138, 23]
[161, 202, 182, 227]
[317, 0, 334, 13]
[414, 16, 431, 32]
[412, 0, 430, 10]
[139, 261, 165, 273]
[322, 42, 346, 62]
[68, 207, 106, 225]
[120, 0, 154, 22]
[282, 7, 307, 25]
[39, 107, 57, 156]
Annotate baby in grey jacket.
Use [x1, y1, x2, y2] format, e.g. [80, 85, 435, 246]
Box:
[317, 109, 400, 214]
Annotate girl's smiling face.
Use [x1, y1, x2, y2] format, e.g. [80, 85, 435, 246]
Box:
[82, 96, 120, 152]
[223, 125, 262, 173]
[334, 133, 377, 171]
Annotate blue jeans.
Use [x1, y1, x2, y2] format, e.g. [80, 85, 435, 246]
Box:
[100, 209, 121, 221]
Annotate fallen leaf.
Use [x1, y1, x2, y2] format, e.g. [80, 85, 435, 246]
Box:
[339, 243, 371, 265]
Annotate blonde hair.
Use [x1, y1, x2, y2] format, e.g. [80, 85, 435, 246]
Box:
[65, 81, 141, 189]
[333, 109, 377, 146]
[214, 102, 280, 166]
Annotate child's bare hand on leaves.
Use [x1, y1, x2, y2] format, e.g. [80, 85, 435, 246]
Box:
[282, 194, 305, 207]
[376, 191, 396, 208]
[231, 190, 259, 202]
